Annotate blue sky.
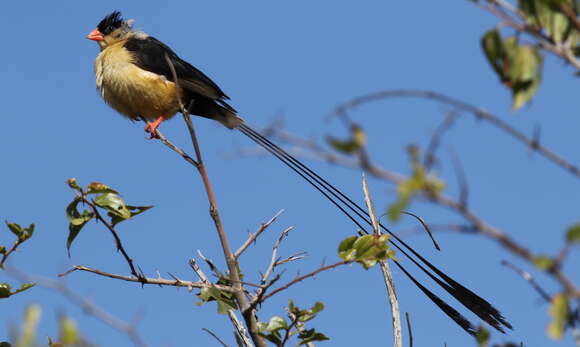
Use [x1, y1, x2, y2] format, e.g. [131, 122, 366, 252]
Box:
[1, 1, 579, 346]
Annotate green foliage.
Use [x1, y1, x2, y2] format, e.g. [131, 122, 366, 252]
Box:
[532, 254, 555, 270]
[475, 325, 490, 347]
[10, 304, 41, 347]
[519, 0, 579, 44]
[481, 29, 543, 110]
[387, 145, 445, 221]
[65, 179, 153, 255]
[196, 286, 237, 314]
[5, 223, 35, 243]
[338, 234, 395, 269]
[564, 222, 580, 244]
[327, 124, 366, 154]
[6, 306, 88, 347]
[0, 283, 35, 299]
[258, 301, 329, 346]
[548, 293, 569, 339]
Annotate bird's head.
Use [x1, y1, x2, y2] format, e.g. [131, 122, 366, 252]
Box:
[87, 11, 134, 49]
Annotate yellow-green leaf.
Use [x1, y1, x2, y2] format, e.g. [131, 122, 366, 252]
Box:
[548, 293, 569, 339]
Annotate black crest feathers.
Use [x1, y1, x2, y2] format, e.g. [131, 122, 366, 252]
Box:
[97, 11, 124, 35]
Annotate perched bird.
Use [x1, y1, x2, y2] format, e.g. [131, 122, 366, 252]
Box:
[88, 11, 512, 336]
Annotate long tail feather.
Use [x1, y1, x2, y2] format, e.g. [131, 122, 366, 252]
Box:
[237, 123, 511, 333]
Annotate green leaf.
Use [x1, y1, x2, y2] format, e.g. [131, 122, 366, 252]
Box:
[94, 192, 131, 219]
[565, 222, 580, 244]
[259, 331, 282, 345]
[195, 286, 237, 314]
[59, 316, 79, 345]
[48, 337, 65, 347]
[481, 28, 506, 79]
[0, 246, 5, 255]
[0, 342, 11, 347]
[327, 125, 366, 154]
[338, 236, 357, 261]
[548, 293, 569, 339]
[66, 178, 81, 191]
[298, 328, 330, 344]
[475, 326, 490, 346]
[532, 255, 555, 270]
[109, 205, 154, 226]
[86, 182, 119, 195]
[510, 45, 543, 110]
[298, 302, 325, 322]
[12, 283, 35, 296]
[0, 283, 12, 298]
[339, 235, 390, 269]
[5, 222, 23, 238]
[66, 199, 94, 256]
[266, 316, 288, 332]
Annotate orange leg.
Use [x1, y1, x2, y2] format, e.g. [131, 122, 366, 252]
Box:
[144, 116, 166, 139]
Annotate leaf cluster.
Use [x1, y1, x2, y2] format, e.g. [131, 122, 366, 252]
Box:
[258, 300, 329, 346]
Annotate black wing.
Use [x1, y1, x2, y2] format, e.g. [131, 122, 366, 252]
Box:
[124, 36, 230, 102]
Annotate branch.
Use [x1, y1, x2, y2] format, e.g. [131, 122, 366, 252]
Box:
[482, 0, 580, 71]
[501, 260, 551, 303]
[190, 258, 253, 347]
[234, 210, 285, 259]
[331, 89, 580, 179]
[258, 126, 580, 298]
[161, 55, 265, 347]
[9, 267, 147, 347]
[59, 265, 235, 292]
[202, 328, 229, 347]
[79, 196, 143, 281]
[362, 174, 402, 347]
[261, 260, 351, 302]
[0, 238, 25, 269]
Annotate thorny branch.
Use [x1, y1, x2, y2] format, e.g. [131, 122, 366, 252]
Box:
[235, 210, 285, 259]
[261, 260, 351, 302]
[59, 265, 235, 292]
[159, 55, 265, 347]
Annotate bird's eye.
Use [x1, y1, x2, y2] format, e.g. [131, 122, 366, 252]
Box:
[107, 25, 115, 34]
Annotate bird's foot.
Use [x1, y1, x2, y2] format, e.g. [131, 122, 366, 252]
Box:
[144, 116, 165, 139]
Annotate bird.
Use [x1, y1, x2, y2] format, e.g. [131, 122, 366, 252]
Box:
[88, 11, 512, 336]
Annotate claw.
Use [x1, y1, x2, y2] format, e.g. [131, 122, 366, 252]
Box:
[144, 116, 165, 139]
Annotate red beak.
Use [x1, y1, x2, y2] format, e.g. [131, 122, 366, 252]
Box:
[87, 28, 104, 41]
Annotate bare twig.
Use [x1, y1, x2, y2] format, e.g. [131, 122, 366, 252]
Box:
[362, 174, 402, 347]
[406, 312, 413, 347]
[424, 112, 458, 171]
[202, 328, 229, 347]
[262, 227, 295, 284]
[235, 210, 285, 259]
[449, 148, 469, 208]
[501, 260, 551, 303]
[9, 267, 147, 347]
[330, 89, 580, 178]
[401, 211, 440, 251]
[59, 265, 234, 292]
[0, 239, 25, 269]
[261, 260, 351, 302]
